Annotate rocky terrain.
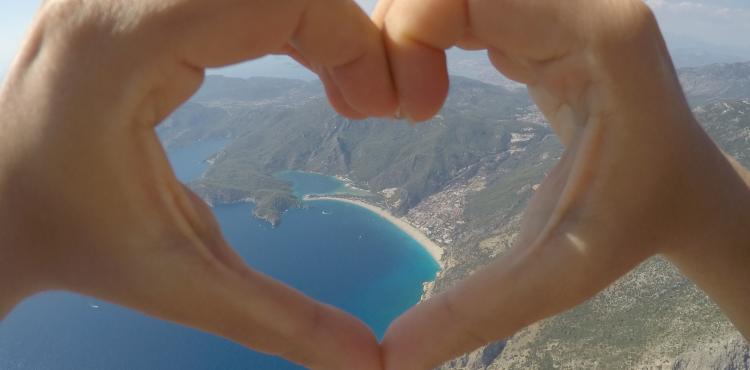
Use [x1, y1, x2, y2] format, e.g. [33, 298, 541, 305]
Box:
[431, 71, 750, 370]
[678, 62, 750, 106]
[159, 61, 750, 369]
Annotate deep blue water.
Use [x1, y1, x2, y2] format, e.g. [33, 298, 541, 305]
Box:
[0, 140, 439, 370]
[167, 139, 231, 181]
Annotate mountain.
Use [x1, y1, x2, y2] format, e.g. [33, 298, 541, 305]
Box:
[158, 76, 322, 149]
[694, 99, 750, 165]
[446, 49, 750, 100]
[434, 76, 750, 370]
[678, 62, 750, 106]
[446, 49, 525, 91]
[161, 75, 537, 224]
[433, 67, 750, 370]
[158, 63, 750, 368]
[670, 48, 747, 69]
[662, 32, 750, 68]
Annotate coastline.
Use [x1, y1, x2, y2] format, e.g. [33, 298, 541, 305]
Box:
[306, 196, 444, 268]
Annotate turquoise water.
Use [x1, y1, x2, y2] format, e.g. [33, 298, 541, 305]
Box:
[276, 170, 374, 198]
[0, 140, 439, 369]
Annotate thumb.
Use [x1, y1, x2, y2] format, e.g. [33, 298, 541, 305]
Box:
[78, 188, 383, 370]
[380, 135, 645, 369]
[380, 229, 638, 370]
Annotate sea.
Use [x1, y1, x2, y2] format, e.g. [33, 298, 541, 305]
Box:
[0, 139, 440, 370]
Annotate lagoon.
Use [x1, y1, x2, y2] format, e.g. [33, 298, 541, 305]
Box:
[0, 140, 439, 369]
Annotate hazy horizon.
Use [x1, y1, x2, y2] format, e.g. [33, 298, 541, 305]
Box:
[1, 0, 749, 81]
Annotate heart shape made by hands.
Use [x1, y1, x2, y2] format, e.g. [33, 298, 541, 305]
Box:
[1, 1, 748, 370]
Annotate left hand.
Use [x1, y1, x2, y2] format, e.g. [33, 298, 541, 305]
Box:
[0, 1, 398, 369]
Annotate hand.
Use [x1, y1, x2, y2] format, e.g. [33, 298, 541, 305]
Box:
[374, 0, 750, 368]
[0, 1, 399, 369]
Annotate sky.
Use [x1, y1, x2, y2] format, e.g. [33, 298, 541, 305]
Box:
[0, 1, 41, 77]
[1, 0, 749, 80]
[644, 0, 750, 50]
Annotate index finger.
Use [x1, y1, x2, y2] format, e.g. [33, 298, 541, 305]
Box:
[378, 0, 584, 122]
[72, 186, 384, 370]
[168, 0, 399, 118]
[379, 0, 467, 121]
[35, 0, 399, 121]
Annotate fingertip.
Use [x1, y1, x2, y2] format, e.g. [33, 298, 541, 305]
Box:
[290, 0, 398, 120]
[324, 28, 399, 119]
[385, 37, 449, 122]
[329, 57, 400, 118]
[378, 0, 466, 121]
[319, 69, 369, 120]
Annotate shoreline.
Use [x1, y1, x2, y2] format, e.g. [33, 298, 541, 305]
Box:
[306, 196, 444, 268]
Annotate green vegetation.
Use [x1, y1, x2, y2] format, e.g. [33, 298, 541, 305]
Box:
[166, 76, 535, 224]
[160, 62, 750, 368]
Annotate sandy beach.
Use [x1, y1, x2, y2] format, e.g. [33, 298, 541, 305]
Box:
[306, 196, 444, 268]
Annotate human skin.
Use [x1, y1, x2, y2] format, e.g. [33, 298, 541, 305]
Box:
[0, 1, 749, 370]
[373, 0, 750, 368]
[0, 1, 399, 369]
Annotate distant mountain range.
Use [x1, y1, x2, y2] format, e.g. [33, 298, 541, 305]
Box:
[158, 61, 750, 369]
[679, 62, 750, 106]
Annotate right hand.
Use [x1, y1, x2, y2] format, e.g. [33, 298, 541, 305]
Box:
[373, 0, 750, 368]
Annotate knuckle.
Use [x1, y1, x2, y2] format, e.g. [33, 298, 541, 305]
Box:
[593, 0, 659, 42]
[38, 0, 109, 42]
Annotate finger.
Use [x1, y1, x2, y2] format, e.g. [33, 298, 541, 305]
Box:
[176, 187, 380, 369]
[372, 0, 395, 27]
[57, 172, 382, 370]
[278, 43, 313, 71]
[320, 68, 369, 120]
[139, 0, 397, 120]
[381, 0, 466, 121]
[167, 259, 383, 370]
[80, 235, 382, 370]
[455, 31, 487, 51]
[276, 46, 365, 119]
[466, 0, 576, 62]
[381, 227, 642, 370]
[289, 0, 397, 118]
[381, 129, 640, 369]
[379, 0, 578, 121]
[487, 49, 537, 85]
[283, 47, 369, 119]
